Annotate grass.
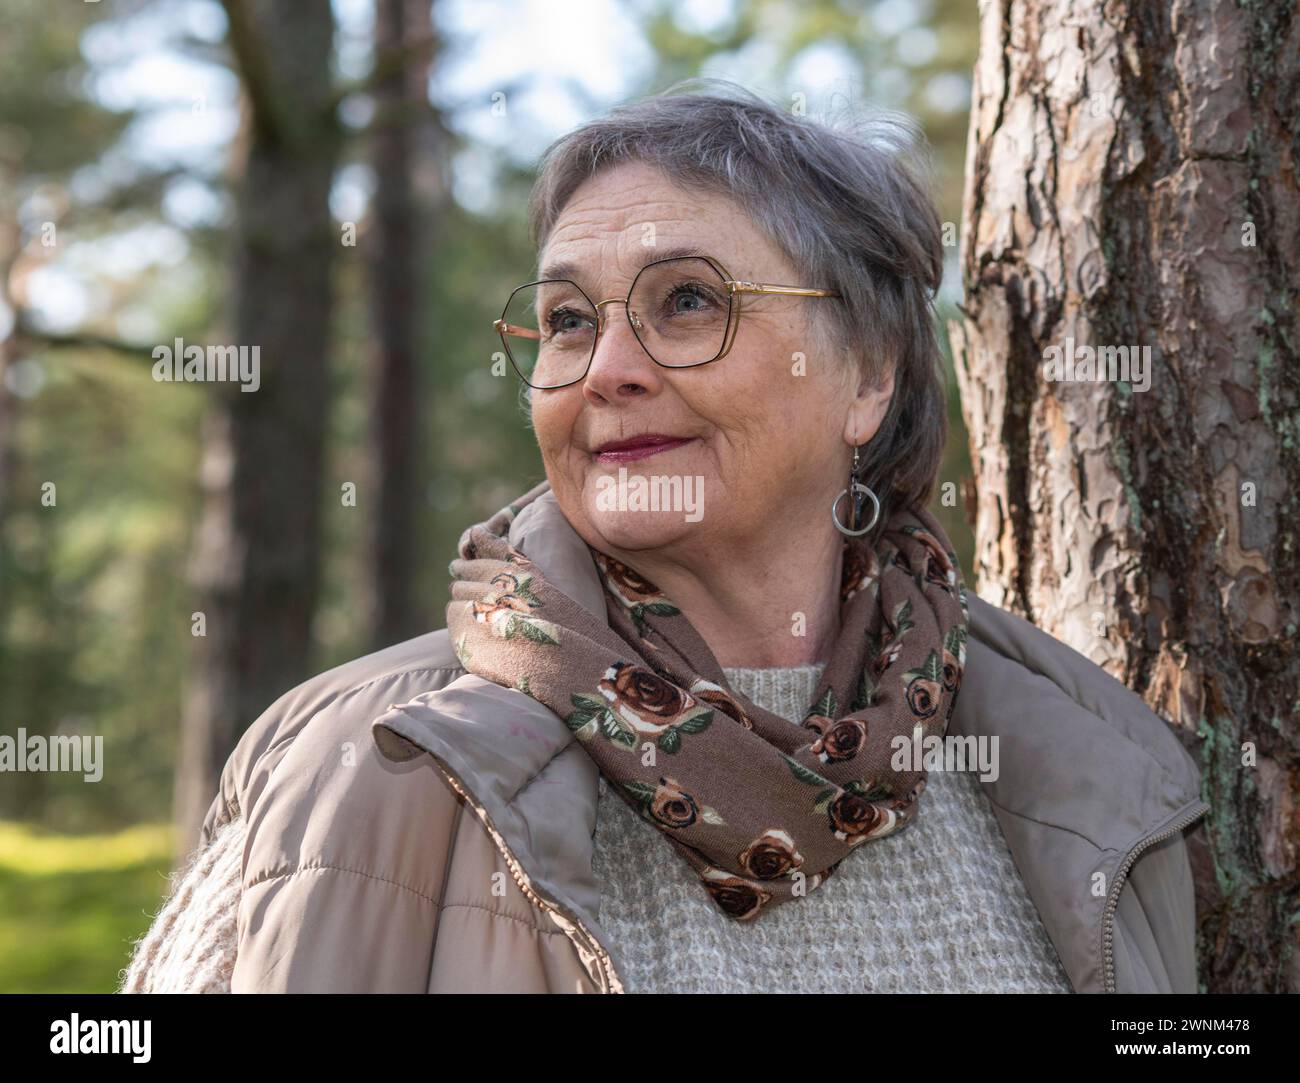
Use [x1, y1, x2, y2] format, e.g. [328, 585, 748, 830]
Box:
[0, 820, 177, 993]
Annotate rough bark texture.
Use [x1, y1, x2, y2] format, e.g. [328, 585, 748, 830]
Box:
[172, 0, 339, 856]
[950, 0, 1299, 991]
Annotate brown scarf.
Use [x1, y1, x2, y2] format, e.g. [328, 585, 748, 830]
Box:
[447, 479, 968, 921]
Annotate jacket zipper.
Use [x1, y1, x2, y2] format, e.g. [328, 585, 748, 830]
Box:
[1101, 798, 1210, 993]
[423, 753, 625, 994]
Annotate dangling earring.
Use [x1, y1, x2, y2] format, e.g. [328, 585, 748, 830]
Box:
[831, 444, 880, 536]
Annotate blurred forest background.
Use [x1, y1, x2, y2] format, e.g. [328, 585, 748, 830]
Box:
[0, 0, 978, 990]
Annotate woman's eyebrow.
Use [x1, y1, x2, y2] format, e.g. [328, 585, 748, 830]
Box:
[538, 245, 712, 284]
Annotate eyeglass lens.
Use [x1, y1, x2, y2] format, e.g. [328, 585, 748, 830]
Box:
[500, 257, 732, 388]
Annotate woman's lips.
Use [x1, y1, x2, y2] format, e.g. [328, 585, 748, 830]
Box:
[593, 436, 697, 464]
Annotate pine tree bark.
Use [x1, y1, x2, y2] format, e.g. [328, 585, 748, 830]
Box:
[172, 0, 339, 855]
[950, 0, 1299, 991]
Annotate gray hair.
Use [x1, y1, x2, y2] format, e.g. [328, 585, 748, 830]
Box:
[524, 77, 948, 528]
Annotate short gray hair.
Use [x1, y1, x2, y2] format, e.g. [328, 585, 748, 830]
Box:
[525, 77, 948, 527]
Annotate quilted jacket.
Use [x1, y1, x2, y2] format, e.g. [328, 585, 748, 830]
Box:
[197, 487, 1210, 993]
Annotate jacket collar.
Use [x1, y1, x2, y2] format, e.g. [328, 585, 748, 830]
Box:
[375, 486, 1208, 993]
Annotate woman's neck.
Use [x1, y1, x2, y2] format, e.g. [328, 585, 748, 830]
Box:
[606, 525, 845, 668]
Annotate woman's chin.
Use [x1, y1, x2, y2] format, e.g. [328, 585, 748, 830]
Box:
[582, 504, 702, 553]
[573, 465, 711, 551]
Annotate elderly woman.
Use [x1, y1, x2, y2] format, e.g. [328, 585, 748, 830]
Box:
[120, 82, 1208, 996]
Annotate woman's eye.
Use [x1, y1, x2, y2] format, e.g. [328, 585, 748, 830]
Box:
[545, 307, 590, 334]
[667, 285, 716, 313]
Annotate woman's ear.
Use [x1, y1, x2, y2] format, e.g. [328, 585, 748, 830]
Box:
[843, 360, 896, 447]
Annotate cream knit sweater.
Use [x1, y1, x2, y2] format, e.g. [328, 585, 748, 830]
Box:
[118, 664, 1074, 994]
[118, 814, 242, 993]
[590, 663, 1075, 993]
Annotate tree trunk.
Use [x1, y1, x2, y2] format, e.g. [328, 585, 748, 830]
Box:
[950, 0, 1299, 992]
[364, 0, 436, 649]
[172, 0, 339, 855]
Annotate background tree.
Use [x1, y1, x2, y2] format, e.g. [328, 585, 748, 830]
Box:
[1, 0, 990, 991]
[0, 0, 173, 831]
[172, 0, 340, 852]
[949, 0, 1299, 991]
[363, 0, 450, 649]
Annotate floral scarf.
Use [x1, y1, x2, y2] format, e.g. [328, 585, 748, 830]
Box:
[447, 479, 969, 921]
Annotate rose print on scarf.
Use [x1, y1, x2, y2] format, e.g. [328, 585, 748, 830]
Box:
[700, 867, 773, 921]
[868, 633, 904, 679]
[591, 550, 681, 637]
[898, 524, 960, 592]
[448, 480, 968, 922]
[689, 677, 754, 729]
[617, 775, 726, 828]
[807, 717, 868, 764]
[841, 543, 881, 603]
[565, 662, 714, 753]
[802, 688, 867, 764]
[902, 649, 944, 720]
[468, 571, 561, 645]
[783, 754, 902, 846]
[739, 828, 805, 880]
[891, 776, 927, 810]
[563, 692, 606, 743]
[864, 598, 915, 682]
[828, 789, 900, 846]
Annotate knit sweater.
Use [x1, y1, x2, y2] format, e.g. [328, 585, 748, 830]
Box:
[589, 663, 1075, 993]
[118, 665, 1074, 994]
[117, 813, 242, 993]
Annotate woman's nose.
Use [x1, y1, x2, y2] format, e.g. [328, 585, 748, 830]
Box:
[584, 303, 659, 396]
[592, 303, 651, 360]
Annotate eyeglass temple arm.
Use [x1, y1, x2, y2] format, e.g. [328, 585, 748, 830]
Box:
[725, 281, 841, 298]
[494, 318, 541, 340]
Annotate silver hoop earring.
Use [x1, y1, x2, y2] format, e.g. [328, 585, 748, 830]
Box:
[831, 445, 880, 537]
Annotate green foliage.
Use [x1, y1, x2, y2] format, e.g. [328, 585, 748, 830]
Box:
[0, 820, 175, 993]
[0, 0, 132, 173]
[0, 352, 201, 830]
[0, 0, 981, 993]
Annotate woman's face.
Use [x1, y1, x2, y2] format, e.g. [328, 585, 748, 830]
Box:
[531, 159, 892, 562]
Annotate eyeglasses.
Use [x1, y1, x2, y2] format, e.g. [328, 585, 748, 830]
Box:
[493, 253, 842, 389]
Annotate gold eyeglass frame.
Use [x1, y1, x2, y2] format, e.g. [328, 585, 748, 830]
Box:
[493, 253, 843, 389]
